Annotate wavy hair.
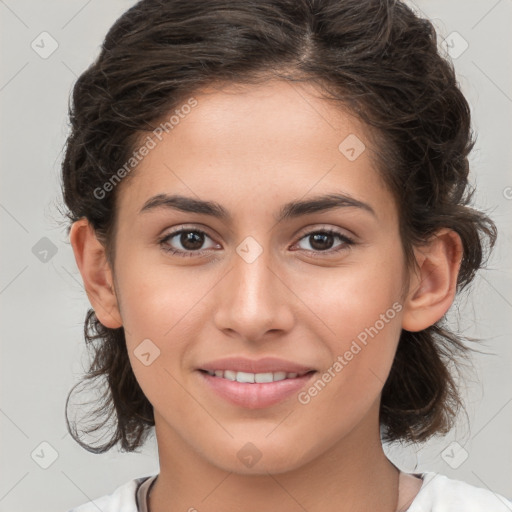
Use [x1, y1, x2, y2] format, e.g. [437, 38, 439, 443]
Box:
[61, 0, 497, 453]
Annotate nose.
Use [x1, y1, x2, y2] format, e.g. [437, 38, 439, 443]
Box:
[213, 242, 295, 342]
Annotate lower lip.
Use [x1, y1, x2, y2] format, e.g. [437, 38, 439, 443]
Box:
[198, 371, 316, 409]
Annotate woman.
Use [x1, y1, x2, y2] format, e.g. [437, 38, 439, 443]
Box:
[62, 0, 511, 510]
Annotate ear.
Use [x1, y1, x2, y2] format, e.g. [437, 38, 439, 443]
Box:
[401, 228, 463, 332]
[69, 218, 123, 329]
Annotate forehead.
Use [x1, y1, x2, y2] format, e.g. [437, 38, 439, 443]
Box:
[116, 79, 396, 226]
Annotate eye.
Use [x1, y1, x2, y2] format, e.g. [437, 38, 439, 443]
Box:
[293, 228, 355, 256]
[158, 227, 219, 257]
[158, 226, 355, 258]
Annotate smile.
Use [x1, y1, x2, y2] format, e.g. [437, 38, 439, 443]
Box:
[198, 369, 317, 409]
[200, 369, 312, 383]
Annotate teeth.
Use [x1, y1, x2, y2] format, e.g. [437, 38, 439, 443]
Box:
[224, 370, 237, 381]
[255, 372, 273, 383]
[204, 370, 306, 382]
[236, 371, 255, 383]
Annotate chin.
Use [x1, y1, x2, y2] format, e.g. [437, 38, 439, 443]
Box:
[204, 437, 315, 476]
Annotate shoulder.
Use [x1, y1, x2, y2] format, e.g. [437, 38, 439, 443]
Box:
[67, 475, 154, 512]
[407, 471, 512, 512]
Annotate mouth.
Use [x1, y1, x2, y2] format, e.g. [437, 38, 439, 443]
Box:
[196, 357, 318, 409]
[198, 368, 315, 383]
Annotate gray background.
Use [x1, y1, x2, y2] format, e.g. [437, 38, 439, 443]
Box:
[0, 1, 511, 510]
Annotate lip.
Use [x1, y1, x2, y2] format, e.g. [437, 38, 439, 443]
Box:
[196, 357, 317, 409]
[198, 356, 316, 374]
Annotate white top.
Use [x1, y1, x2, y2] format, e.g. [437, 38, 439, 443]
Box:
[67, 471, 512, 512]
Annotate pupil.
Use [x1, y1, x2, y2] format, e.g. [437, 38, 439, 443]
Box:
[310, 233, 333, 251]
[181, 231, 204, 250]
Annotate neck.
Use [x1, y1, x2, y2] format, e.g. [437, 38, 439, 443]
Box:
[149, 407, 401, 512]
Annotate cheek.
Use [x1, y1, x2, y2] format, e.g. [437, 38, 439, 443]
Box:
[294, 247, 405, 393]
[294, 272, 403, 441]
[115, 254, 214, 397]
[296, 248, 404, 339]
[115, 251, 208, 339]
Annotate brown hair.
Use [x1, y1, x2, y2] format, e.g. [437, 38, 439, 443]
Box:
[61, 0, 497, 453]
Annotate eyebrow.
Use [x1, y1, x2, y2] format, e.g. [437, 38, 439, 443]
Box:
[139, 192, 376, 222]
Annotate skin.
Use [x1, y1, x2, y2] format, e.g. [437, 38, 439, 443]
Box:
[70, 79, 462, 512]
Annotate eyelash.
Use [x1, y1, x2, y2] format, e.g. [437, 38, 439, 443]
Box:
[158, 226, 355, 258]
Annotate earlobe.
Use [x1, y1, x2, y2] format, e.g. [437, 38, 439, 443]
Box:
[401, 229, 463, 332]
[69, 218, 123, 329]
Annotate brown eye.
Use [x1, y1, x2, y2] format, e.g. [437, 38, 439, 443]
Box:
[178, 231, 205, 251]
[295, 229, 354, 255]
[159, 228, 218, 256]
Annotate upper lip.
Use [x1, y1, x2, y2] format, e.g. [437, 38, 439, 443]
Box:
[198, 357, 316, 374]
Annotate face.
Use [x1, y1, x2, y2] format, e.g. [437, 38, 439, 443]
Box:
[110, 80, 409, 474]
